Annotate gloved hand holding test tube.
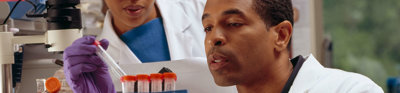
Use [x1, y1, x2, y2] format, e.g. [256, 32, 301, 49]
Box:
[93, 40, 127, 78]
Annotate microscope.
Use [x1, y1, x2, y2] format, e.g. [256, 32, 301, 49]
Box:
[0, 0, 82, 92]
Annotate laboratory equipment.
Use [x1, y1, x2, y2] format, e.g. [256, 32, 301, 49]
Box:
[59, 79, 70, 93]
[120, 75, 136, 93]
[163, 72, 177, 91]
[137, 74, 149, 93]
[36, 77, 69, 93]
[116, 58, 237, 93]
[0, 0, 83, 92]
[93, 40, 127, 79]
[0, 1, 10, 22]
[45, 77, 61, 93]
[36, 79, 46, 93]
[150, 73, 163, 92]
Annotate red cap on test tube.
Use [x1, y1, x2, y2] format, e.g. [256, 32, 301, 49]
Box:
[163, 73, 177, 81]
[136, 74, 150, 81]
[150, 73, 163, 80]
[120, 75, 136, 82]
[93, 40, 101, 46]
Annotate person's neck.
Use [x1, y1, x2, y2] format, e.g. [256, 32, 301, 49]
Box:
[113, 4, 161, 36]
[236, 52, 293, 93]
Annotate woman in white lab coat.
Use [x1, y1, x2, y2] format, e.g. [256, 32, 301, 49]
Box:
[98, 0, 207, 64]
[63, 0, 209, 92]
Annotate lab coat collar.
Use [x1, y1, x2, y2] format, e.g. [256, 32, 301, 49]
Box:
[97, 11, 142, 64]
[156, 0, 191, 33]
[289, 54, 327, 92]
[156, 0, 193, 60]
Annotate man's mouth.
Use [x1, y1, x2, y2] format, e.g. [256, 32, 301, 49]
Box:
[124, 5, 144, 16]
[208, 53, 229, 71]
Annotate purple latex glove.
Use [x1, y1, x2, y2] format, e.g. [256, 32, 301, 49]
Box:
[63, 36, 116, 93]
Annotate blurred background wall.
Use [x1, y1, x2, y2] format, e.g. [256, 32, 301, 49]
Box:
[323, 0, 400, 92]
[292, 0, 400, 92]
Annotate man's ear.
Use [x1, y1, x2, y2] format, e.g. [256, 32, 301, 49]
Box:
[273, 20, 292, 52]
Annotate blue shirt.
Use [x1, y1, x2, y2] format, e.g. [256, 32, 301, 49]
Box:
[120, 18, 171, 63]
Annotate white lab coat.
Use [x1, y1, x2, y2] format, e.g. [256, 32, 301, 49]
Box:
[289, 54, 383, 93]
[97, 0, 207, 64]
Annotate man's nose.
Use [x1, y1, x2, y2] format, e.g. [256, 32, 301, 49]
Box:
[208, 29, 226, 47]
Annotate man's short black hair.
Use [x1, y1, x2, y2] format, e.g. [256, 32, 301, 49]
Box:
[253, 0, 294, 27]
[253, 0, 294, 50]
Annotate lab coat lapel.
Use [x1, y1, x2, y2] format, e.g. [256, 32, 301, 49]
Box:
[289, 54, 327, 92]
[97, 11, 142, 64]
[156, 0, 193, 60]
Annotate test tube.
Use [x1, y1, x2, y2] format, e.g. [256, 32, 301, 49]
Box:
[120, 75, 136, 93]
[36, 79, 46, 93]
[136, 74, 150, 93]
[150, 73, 163, 92]
[93, 41, 126, 79]
[163, 73, 177, 91]
[59, 79, 72, 93]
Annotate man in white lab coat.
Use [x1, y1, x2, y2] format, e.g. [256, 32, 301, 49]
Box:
[201, 0, 384, 92]
[63, 0, 208, 92]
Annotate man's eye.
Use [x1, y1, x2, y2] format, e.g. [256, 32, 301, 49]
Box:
[204, 26, 212, 32]
[228, 23, 243, 27]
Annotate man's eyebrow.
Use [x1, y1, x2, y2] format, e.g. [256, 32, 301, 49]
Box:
[202, 9, 244, 21]
[202, 13, 210, 20]
[223, 9, 244, 16]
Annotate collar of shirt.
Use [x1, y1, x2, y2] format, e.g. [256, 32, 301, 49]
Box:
[281, 55, 306, 93]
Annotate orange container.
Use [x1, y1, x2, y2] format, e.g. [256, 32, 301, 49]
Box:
[45, 77, 61, 93]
